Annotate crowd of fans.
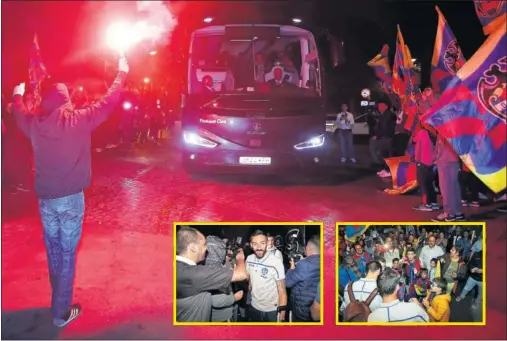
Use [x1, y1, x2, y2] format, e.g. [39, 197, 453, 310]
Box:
[333, 86, 507, 221]
[175, 226, 321, 323]
[338, 225, 483, 323]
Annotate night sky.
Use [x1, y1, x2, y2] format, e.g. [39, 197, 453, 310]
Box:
[1, 0, 485, 107]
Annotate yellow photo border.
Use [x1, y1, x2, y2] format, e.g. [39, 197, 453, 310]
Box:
[173, 222, 325, 326]
[335, 222, 486, 326]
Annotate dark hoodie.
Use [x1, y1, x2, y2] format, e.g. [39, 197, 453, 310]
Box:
[205, 236, 235, 322]
[11, 72, 127, 199]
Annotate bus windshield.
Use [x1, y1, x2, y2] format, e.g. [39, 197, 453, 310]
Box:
[188, 32, 321, 97]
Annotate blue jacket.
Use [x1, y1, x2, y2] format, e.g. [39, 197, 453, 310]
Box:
[285, 254, 320, 321]
[339, 265, 359, 290]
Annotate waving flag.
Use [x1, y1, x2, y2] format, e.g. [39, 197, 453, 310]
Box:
[29, 33, 49, 108]
[383, 155, 418, 195]
[474, 0, 507, 35]
[345, 225, 369, 243]
[401, 42, 420, 132]
[392, 26, 420, 132]
[431, 6, 467, 94]
[367, 44, 393, 91]
[404, 45, 421, 92]
[422, 27, 506, 193]
[392, 26, 408, 97]
[435, 258, 442, 278]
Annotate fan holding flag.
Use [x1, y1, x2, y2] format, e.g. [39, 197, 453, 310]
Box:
[10, 35, 130, 327]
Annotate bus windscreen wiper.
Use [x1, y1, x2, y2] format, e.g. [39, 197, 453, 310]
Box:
[200, 93, 233, 110]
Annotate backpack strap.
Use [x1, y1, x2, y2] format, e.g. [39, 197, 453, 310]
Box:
[347, 281, 356, 301]
[364, 288, 379, 306]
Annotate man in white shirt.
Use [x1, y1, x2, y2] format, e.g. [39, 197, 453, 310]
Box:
[382, 237, 400, 268]
[368, 268, 429, 323]
[340, 260, 383, 314]
[419, 236, 445, 269]
[335, 104, 356, 163]
[246, 230, 287, 322]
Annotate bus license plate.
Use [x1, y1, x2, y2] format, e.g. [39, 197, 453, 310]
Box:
[239, 157, 271, 165]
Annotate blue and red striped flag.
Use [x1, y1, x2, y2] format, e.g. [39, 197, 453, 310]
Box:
[392, 26, 407, 98]
[367, 44, 393, 91]
[422, 27, 506, 193]
[474, 0, 507, 35]
[431, 6, 467, 95]
[29, 33, 49, 108]
[399, 35, 419, 132]
[345, 225, 369, 243]
[384, 155, 418, 195]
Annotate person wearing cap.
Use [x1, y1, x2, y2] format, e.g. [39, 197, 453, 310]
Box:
[10, 56, 129, 328]
[340, 260, 383, 314]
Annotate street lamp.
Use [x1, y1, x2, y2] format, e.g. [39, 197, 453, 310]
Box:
[292, 18, 302, 24]
[411, 58, 417, 63]
[144, 77, 150, 84]
[204, 17, 213, 23]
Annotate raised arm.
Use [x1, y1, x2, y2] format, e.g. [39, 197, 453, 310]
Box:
[76, 57, 129, 131]
[211, 293, 235, 309]
[11, 83, 33, 138]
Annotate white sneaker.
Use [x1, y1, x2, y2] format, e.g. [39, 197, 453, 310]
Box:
[378, 170, 391, 178]
[105, 144, 116, 149]
[341, 157, 346, 163]
[95, 148, 103, 152]
[350, 158, 357, 163]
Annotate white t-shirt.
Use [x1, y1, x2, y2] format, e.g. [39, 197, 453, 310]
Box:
[340, 278, 382, 313]
[246, 252, 286, 312]
[368, 299, 429, 323]
[419, 245, 445, 269]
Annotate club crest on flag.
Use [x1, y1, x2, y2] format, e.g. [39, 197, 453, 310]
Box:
[475, 1, 505, 18]
[444, 40, 464, 74]
[477, 56, 507, 121]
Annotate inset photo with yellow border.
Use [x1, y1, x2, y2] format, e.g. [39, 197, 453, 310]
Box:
[173, 222, 324, 326]
[336, 222, 485, 326]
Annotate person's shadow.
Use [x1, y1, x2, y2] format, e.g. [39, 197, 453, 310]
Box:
[1, 308, 60, 340]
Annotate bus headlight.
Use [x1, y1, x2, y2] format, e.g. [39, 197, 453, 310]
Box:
[294, 134, 325, 150]
[183, 131, 218, 148]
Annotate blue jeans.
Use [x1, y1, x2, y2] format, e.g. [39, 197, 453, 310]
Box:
[459, 276, 483, 306]
[436, 161, 462, 215]
[248, 305, 278, 322]
[337, 129, 355, 159]
[39, 191, 85, 319]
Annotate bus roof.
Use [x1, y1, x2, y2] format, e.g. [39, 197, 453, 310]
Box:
[192, 24, 312, 37]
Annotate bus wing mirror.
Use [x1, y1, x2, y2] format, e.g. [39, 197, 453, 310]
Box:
[327, 33, 345, 68]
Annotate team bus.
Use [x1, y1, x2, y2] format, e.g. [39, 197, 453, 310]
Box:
[181, 24, 335, 172]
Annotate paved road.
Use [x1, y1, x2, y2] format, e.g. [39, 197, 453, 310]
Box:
[2, 139, 506, 339]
